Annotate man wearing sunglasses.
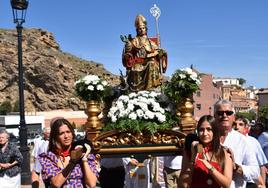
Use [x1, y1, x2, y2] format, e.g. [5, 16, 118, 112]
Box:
[214, 99, 259, 188]
[233, 118, 267, 188]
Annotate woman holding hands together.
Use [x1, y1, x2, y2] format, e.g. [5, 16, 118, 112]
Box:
[179, 115, 233, 188]
[39, 118, 98, 188]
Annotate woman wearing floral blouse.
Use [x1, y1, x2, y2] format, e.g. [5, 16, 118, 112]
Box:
[0, 129, 23, 188]
[39, 118, 98, 188]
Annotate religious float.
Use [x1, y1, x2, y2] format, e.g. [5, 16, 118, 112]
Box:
[75, 5, 201, 159]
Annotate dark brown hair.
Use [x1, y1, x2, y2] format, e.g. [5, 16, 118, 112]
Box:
[197, 115, 225, 170]
[48, 118, 75, 154]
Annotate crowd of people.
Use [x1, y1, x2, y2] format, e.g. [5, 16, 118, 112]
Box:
[45, 100, 268, 188]
[0, 100, 267, 188]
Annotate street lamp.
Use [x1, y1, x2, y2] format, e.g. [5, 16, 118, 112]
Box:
[10, 0, 31, 185]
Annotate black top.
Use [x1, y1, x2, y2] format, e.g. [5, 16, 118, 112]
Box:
[0, 142, 23, 177]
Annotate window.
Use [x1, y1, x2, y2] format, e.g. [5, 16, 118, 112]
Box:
[196, 91, 201, 97]
[197, 104, 201, 110]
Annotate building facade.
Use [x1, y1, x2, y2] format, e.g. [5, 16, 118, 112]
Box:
[213, 77, 241, 87]
[193, 73, 221, 120]
[257, 88, 268, 107]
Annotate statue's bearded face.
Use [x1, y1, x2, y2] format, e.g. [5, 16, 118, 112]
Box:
[137, 25, 147, 36]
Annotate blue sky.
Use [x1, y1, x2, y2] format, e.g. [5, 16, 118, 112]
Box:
[1, 0, 268, 88]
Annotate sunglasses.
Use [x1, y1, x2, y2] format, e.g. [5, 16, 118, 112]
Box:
[216, 110, 234, 116]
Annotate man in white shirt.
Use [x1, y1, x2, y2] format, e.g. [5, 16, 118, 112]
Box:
[257, 122, 268, 187]
[258, 122, 268, 160]
[163, 156, 182, 188]
[214, 99, 259, 188]
[124, 157, 150, 188]
[31, 126, 50, 188]
[234, 117, 267, 188]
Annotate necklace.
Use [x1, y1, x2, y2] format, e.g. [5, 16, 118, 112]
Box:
[58, 156, 70, 169]
[58, 156, 65, 169]
[203, 148, 214, 185]
[207, 178, 213, 185]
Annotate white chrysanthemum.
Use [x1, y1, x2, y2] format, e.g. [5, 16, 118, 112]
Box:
[92, 80, 99, 85]
[147, 98, 155, 104]
[128, 99, 136, 105]
[129, 92, 137, 98]
[156, 113, 166, 123]
[137, 102, 148, 111]
[136, 109, 144, 118]
[128, 112, 137, 120]
[183, 67, 192, 74]
[84, 78, 92, 85]
[126, 103, 135, 111]
[116, 101, 124, 109]
[108, 107, 118, 116]
[179, 74, 186, 79]
[119, 95, 129, 102]
[87, 85, 94, 91]
[149, 91, 158, 98]
[138, 96, 148, 104]
[159, 108, 165, 114]
[111, 115, 117, 123]
[96, 84, 104, 91]
[102, 80, 108, 86]
[118, 110, 128, 118]
[143, 114, 149, 119]
[83, 75, 99, 84]
[145, 110, 155, 119]
[191, 72, 198, 78]
[152, 102, 161, 111]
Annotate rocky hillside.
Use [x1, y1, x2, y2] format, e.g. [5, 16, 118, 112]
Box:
[0, 28, 120, 111]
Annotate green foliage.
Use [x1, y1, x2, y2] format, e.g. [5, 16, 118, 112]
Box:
[0, 100, 12, 115]
[238, 78, 246, 86]
[259, 105, 268, 120]
[236, 111, 256, 121]
[13, 100, 19, 112]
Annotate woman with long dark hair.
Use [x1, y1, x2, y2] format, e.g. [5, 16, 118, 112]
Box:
[179, 115, 233, 188]
[39, 118, 98, 188]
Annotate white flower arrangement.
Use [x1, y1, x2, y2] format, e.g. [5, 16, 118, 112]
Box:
[75, 74, 109, 102]
[164, 67, 201, 103]
[105, 91, 177, 134]
[180, 68, 201, 85]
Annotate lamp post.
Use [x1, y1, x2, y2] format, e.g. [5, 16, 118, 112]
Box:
[10, 0, 31, 185]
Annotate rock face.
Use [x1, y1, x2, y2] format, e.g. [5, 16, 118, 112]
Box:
[0, 28, 120, 112]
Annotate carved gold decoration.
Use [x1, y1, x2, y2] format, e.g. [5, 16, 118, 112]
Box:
[91, 130, 186, 157]
[83, 100, 102, 140]
[177, 98, 196, 134]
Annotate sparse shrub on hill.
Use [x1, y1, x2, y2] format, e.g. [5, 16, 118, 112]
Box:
[0, 100, 12, 115]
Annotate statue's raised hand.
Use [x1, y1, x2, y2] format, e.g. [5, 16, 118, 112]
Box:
[120, 34, 132, 43]
[120, 35, 128, 43]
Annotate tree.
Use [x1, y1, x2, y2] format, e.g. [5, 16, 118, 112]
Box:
[259, 104, 268, 120]
[238, 78, 246, 86]
[236, 111, 256, 122]
[13, 100, 19, 112]
[0, 100, 12, 115]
